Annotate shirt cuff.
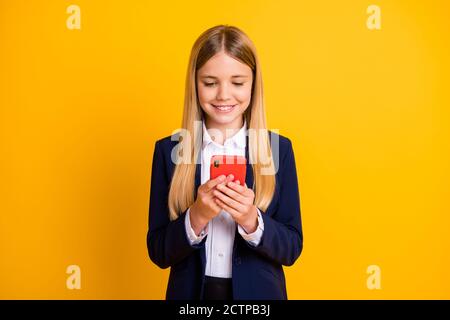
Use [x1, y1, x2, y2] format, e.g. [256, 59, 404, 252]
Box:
[185, 208, 208, 245]
[238, 208, 264, 247]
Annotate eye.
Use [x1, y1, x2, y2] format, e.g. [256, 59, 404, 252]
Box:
[233, 83, 244, 86]
[204, 82, 216, 87]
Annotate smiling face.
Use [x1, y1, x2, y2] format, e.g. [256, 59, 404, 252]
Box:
[196, 51, 253, 131]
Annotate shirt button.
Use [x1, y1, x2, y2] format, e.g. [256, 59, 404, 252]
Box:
[218, 253, 224, 257]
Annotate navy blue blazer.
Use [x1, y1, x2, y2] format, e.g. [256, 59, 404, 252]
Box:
[147, 131, 303, 300]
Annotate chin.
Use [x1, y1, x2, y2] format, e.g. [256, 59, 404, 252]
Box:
[210, 116, 233, 125]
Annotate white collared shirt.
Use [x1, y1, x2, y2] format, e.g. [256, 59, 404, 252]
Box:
[184, 119, 264, 278]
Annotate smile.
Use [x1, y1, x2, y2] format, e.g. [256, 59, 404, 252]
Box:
[212, 104, 237, 112]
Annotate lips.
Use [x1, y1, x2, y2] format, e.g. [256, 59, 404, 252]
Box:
[212, 104, 237, 112]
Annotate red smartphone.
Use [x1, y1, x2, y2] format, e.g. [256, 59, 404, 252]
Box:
[210, 155, 246, 184]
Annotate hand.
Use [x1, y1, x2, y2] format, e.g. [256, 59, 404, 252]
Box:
[213, 180, 259, 233]
[189, 174, 235, 236]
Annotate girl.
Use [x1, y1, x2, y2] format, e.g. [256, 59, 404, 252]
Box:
[147, 25, 303, 300]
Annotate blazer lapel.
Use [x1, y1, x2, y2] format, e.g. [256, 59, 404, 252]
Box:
[245, 134, 254, 189]
[194, 152, 201, 194]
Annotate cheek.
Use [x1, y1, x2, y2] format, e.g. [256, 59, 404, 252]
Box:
[197, 85, 215, 103]
[235, 87, 252, 103]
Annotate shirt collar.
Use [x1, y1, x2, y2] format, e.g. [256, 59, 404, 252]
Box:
[202, 119, 247, 149]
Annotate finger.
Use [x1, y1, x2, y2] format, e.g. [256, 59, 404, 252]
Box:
[226, 180, 247, 194]
[214, 198, 241, 218]
[224, 174, 234, 183]
[236, 181, 249, 190]
[203, 174, 226, 192]
[213, 174, 234, 190]
[216, 183, 249, 205]
[213, 189, 246, 212]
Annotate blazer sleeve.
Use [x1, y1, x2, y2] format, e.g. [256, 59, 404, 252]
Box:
[245, 139, 304, 266]
[146, 140, 205, 269]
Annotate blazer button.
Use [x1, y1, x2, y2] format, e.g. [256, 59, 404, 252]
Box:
[234, 258, 241, 265]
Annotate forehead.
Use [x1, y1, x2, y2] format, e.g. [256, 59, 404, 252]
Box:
[197, 52, 252, 78]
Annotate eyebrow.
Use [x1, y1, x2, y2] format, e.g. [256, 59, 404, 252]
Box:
[200, 75, 249, 79]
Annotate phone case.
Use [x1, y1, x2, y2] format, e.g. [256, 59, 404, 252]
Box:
[210, 155, 246, 184]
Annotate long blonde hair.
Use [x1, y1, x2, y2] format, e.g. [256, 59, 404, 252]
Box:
[168, 25, 276, 221]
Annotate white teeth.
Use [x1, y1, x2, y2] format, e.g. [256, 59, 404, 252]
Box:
[214, 104, 235, 111]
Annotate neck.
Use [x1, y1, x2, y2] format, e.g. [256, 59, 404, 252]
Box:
[205, 117, 244, 145]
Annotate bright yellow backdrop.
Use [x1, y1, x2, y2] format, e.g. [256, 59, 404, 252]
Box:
[1, 0, 449, 299]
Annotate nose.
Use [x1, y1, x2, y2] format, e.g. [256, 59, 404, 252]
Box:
[216, 83, 231, 101]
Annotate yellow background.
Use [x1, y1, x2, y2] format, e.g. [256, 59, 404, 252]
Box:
[1, 0, 449, 299]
